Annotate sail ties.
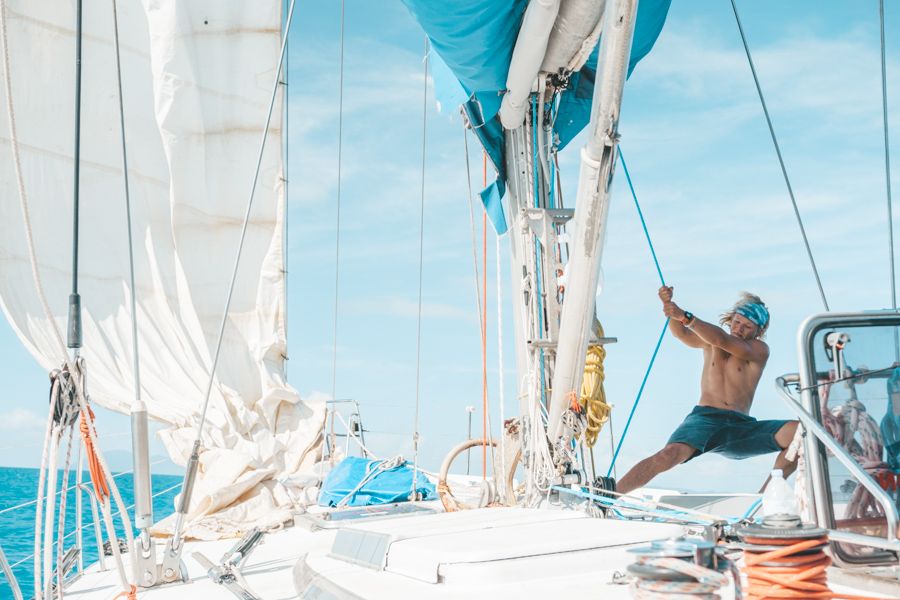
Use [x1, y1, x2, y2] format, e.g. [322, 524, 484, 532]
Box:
[79, 406, 109, 504]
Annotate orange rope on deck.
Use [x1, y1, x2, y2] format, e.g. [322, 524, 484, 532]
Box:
[742, 535, 884, 599]
[113, 584, 137, 599]
[79, 406, 109, 503]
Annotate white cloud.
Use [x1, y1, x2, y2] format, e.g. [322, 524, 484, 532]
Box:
[0, 407, 45, 431]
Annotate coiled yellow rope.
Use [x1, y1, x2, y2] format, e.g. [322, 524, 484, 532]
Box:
[579, 321, 611, 447]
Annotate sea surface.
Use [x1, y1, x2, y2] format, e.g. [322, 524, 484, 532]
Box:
[0, 466, 181, 599]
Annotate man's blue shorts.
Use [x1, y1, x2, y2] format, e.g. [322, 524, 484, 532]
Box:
[667, 405, 790, 461]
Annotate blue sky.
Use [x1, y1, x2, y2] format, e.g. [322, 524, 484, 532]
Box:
[1, 0, 898, 494]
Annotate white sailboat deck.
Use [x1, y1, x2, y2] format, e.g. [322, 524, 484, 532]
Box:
[63, 505, 683, 600]
[61, 501, 896, 600]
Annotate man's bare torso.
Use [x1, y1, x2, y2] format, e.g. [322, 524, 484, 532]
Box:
[698, 345, 765, 413]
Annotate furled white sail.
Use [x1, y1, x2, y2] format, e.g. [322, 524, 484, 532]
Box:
[0, 0, 323, 537]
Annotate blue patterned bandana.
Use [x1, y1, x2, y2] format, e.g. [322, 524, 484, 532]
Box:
[735, 302, 769, 329]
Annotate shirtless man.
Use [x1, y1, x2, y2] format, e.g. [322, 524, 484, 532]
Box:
[616, 287, 799, 494]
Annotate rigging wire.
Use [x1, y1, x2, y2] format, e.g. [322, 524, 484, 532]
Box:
[69, 0, 83, 350]
[462, 124, 486, 347]
[167, 0, 300, 555]
[606, 149, 668, 478]
[496, 219, 507, 493]
[482, 153, 498, 480]
[482, 152, 489, 479]
[330, 0, 345, 425]
[0, 456, 170, 517]
[282, 0, 290, 369]
[411, 36, 428, 497]
[190, 0, 298, 469]
[8, 479, 182, 572]
[531, 94, 548, 409]
[461, 122, 497, 482]
[729, 0, 829, 311]
[111, 0, 144, 421]
[879, 0, 897, 315]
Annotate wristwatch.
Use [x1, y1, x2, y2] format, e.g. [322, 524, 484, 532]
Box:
[681, 311, 695, 326]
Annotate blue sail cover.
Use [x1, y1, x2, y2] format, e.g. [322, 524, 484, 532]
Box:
[402, 0, 671, 233]
[318, 457, 437, 507]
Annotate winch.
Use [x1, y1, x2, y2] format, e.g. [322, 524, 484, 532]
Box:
[626, 537, 740, 599]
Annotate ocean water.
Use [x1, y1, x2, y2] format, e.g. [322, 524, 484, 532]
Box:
[0, 467, 181, 599]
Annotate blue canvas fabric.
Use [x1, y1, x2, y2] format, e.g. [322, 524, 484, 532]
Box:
[667, 406, 789, 461]
[402, 0, 672, 228]
[318, 456, 436, 507]
[554, 0, 672, 149]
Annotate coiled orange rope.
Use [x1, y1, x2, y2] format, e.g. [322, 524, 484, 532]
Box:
[742, 535, 883, 599]
[78, 406, 109, 504]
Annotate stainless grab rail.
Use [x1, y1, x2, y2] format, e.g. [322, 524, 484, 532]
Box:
[776, 375, 899, 543]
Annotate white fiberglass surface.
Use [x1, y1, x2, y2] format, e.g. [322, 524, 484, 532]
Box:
[64, 525, 334, 599]
[338, 506, 584, 539]
[384, 516, 683, 583]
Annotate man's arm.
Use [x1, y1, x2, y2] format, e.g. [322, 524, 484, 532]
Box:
[658, 286, 767, 362]
[684, 317, 769, 363]
[659, 286, 706, 349]
[667, 317, 707, 348]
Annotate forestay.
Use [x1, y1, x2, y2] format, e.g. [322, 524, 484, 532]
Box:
[0, 0, 323, 538]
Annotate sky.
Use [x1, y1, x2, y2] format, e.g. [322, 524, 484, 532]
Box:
[0, 0, 898, 496]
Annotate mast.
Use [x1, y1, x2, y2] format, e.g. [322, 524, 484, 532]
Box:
[500, 0, 638, 496]
[546, 0, 638, 443]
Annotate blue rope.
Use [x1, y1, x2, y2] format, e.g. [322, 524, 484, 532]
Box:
[607, 319, 668, 477]
[604, 148, 671, 478]
[741, 497, 762, 521]
[619, 148, 665, 287]
[549, 99, 558, 210]
[552, 486, 711, 525]
[532, 94, 547, 406]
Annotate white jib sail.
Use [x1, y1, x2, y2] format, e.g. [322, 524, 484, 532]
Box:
[0, 0, 324, 539]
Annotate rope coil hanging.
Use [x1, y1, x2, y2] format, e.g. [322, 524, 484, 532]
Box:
[579, 321, 611, 447]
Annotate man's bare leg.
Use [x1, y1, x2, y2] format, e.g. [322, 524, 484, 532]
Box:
[758, 421, 800, 493]
[617, 443, 697, 495]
